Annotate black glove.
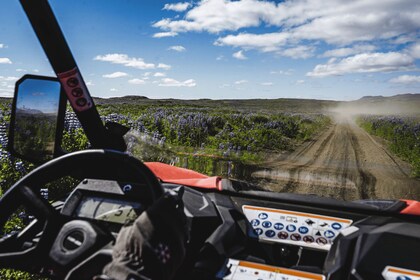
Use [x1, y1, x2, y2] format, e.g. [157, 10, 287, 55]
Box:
[102, 188, 188, 280]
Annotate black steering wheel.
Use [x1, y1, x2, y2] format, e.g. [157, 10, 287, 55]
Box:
[0, 149, 163, 278]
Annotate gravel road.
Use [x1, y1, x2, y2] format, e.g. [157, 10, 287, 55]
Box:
[253, 114, 420, 201]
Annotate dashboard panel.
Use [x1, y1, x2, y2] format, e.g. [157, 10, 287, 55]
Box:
[56, 179, 420, 280]
[243, 205, 352, 250]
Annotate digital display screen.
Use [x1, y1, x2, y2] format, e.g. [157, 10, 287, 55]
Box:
[74, 196, 143, 224]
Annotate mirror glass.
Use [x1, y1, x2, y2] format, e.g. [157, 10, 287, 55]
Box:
[13, 78, 61, 161]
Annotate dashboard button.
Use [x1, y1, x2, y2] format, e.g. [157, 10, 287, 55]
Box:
[316, 237, 328, 246]
[331, 222, 342, 230]
[265, 230, 275, 238]
[303, 236, 314, 243]
[286, 224, 296, 232]
[262, 221, 272, 228]
[290, 233, 301, 241]
[274, 223, 284, 230]
[298, 226, 309, 234]
[324, 230, 335, 239]
[396, 276, 413, 280]
[258, 213, 268, 220]
[254, 228, 263, 236]
[250, 219, 260, 227]
[278, 231, 288, 239]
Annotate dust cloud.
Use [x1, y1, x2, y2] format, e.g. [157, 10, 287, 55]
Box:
[328, 94, 420, 118]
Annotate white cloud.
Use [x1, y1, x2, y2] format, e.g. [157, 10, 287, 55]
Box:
[234, 79, 248, 85]
[408, 42, 420, 59]
[86, 81, 95, 86]
[0, 90, 13, 97]
[163, 2, 191, 12]
[392, 35, 417, 45]
[307, 52, 415, 77]
[389, 75, 420, 84]
[270, 69, 294, 75]
[261, 82, 273, 86]
[102, 71, 128, 78]
[158, 63, 172, 70]
[153, 32, 179, 38]
[216, 55, 224, 60]
[232, 50, 247, 60]
[215, 32, 289, 52]
[110, 88, 118, 92]
[0, 76, 18, 81]
[280, 45, 315, 59]
[168, 45, 186, 52]
[296, 79, 305, 84]
[128, 78, 146, 85]
[154, 0, 420, 56]
[154, 72, 166, 77]
[159, 78, 196, 87]
[94, 54, 156, 69]
[153, 0, 278, 34]
[322, 45, 377, 57]
[0, 58, 12, 64]
[16, 68, 27, 72]
[0, 44, 4, 48]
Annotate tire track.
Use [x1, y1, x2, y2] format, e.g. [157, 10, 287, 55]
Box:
[253, 115, 420, 201]
[280, 124, 337, 193]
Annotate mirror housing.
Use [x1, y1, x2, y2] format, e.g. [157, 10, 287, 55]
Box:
[8, 75, 66, 163]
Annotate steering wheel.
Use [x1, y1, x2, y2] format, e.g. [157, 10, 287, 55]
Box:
[0, 149, 163, 278]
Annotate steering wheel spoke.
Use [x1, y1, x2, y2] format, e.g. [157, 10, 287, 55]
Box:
[19, 185, 56, 219]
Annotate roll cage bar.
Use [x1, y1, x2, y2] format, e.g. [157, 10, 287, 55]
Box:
[20, 0, 128, 151]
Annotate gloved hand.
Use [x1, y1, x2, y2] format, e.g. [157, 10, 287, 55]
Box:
[102, 188, 188, 280]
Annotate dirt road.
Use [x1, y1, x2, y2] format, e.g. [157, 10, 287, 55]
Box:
[253, 114, 420, 201]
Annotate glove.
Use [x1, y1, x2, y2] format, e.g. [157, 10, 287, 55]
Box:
[102, 188, 188, 280]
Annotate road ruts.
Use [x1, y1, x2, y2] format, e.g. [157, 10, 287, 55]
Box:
[253, 114, 420, 201]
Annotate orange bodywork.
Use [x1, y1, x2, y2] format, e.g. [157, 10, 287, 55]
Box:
[144, 162, 223, 191]
[400, 199, 420, 216]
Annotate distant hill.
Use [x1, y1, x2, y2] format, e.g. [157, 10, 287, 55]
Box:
[335, 93, 420, 115]
[93, 96, 338, 113]
[2, 93, 419, 115]
[16, 107, 44, 115]
[357, 93, 420, 102]
[94, 95, 149, 104]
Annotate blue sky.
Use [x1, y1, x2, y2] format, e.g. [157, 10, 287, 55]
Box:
[17, 79, 60, 114]
[0, 0, 419, 100]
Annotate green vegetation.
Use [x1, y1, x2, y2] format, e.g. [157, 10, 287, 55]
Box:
[97, 104, 331, 157]
[0, 98, 332, 279]
[14, 111, 57, 160]
[357, 115, 420, 178]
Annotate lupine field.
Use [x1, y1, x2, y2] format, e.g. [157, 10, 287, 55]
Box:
[357, 115, 420, 178]
[1, 99, 331, 195]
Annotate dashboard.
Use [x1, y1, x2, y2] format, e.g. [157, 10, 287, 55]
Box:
[58, 179, 420, 280]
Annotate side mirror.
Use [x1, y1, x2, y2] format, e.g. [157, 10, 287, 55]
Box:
[8, 75, 66, 163]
